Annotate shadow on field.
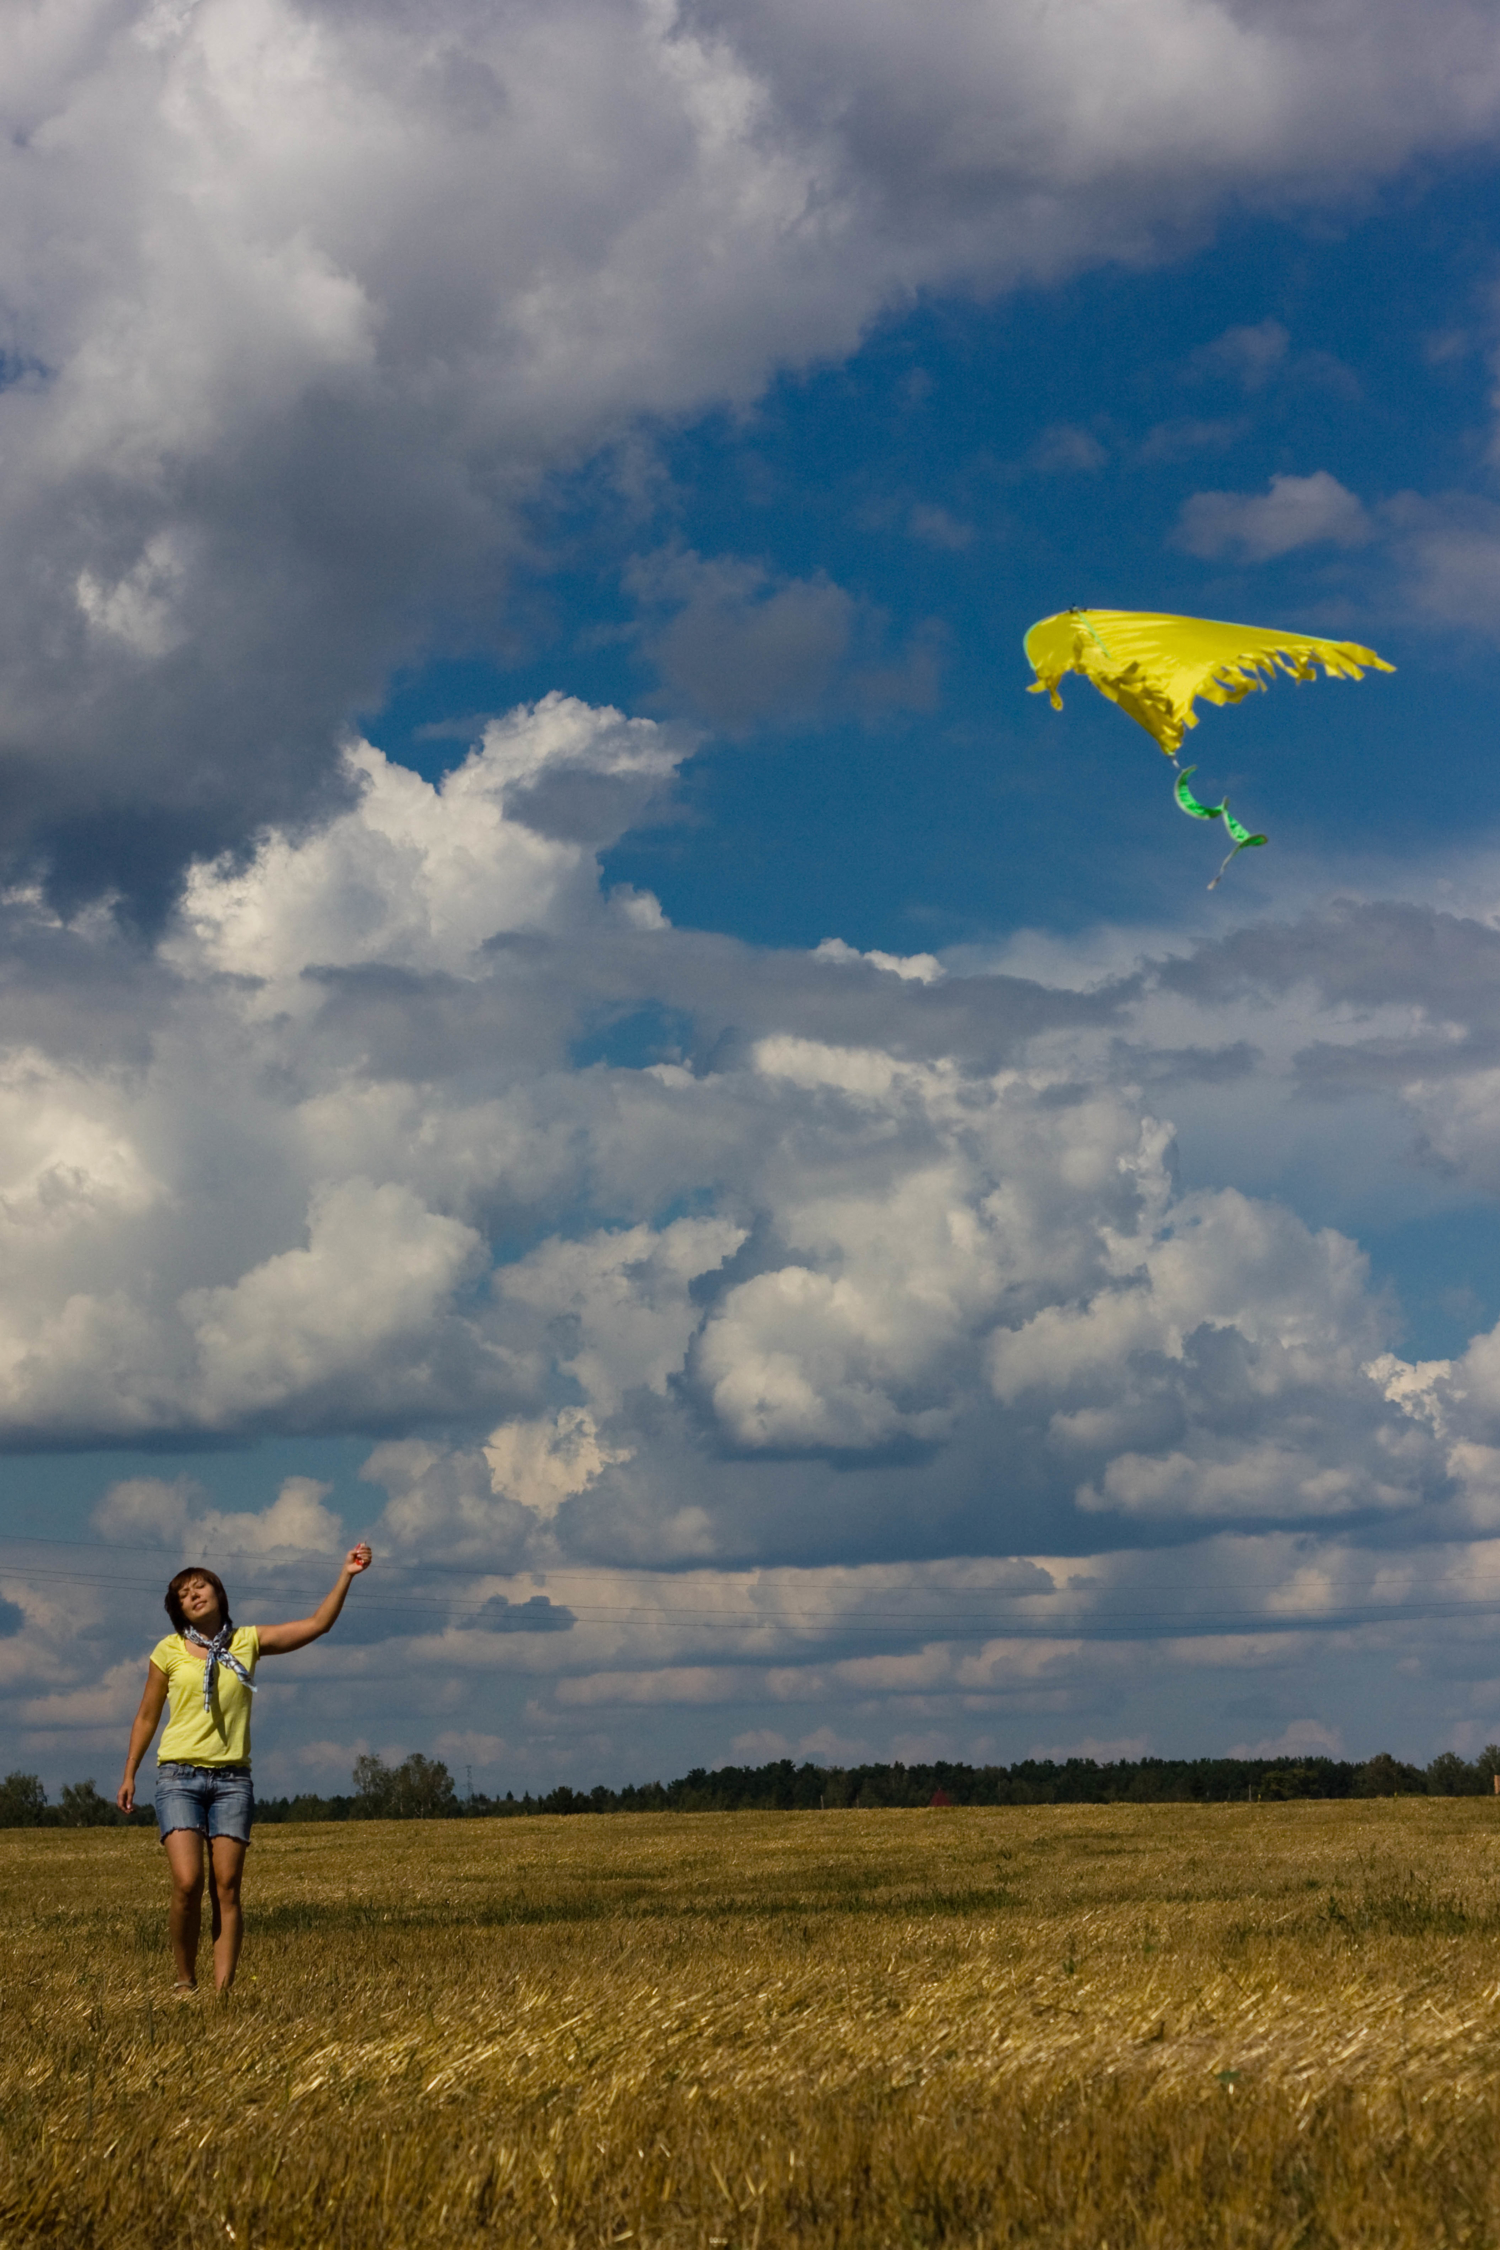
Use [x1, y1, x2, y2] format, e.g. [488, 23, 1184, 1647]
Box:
[216, 1881, 1018, 1942]
[1324, 1869, 1495, 1938]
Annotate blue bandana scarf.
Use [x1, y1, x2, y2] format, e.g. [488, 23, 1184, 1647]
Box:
[183, 1624, 256, 1715]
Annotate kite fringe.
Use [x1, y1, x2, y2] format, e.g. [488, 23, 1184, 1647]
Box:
[1026, 615, 1393, 760]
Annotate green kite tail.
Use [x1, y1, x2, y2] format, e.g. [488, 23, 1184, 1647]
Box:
[1173, 767, 1225, 821]
[1173, 766, 1267, 889]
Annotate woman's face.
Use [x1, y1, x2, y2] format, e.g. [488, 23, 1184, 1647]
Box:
[178, 1575, 222, 1632]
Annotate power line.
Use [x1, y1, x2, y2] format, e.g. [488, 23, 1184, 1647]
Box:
[4, 1551, 1500, 1641]
[2, 1525, 1494, 1594]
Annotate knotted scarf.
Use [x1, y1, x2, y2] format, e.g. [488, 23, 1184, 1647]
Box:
[183, 1623, 257, 1716]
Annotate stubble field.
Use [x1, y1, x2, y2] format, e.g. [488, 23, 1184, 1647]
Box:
[5, 1801, 1500, 2246]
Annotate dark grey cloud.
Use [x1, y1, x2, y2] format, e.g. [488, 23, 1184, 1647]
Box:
[1155, 900, 1500, 1017]
[459, 1594, 575, 1633]
[641, 556, 855, 730]
[1108, 1039, 1262, 1089]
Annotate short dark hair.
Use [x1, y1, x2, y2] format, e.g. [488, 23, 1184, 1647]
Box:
[165, 1567, 233, 1636]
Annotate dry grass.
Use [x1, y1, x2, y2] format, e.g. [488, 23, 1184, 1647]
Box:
[6, 1800, 1500, 2246]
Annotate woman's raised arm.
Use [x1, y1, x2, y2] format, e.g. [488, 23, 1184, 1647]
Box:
[257, 1544, 372, 1656]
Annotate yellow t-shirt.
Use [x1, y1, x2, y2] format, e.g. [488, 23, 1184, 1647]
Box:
[151, 1628, 260, 1767]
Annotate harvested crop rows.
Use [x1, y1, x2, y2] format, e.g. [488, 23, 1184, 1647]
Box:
[5, 1801, 1500, 2246]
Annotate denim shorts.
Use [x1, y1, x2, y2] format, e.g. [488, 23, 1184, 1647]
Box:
[155, 1762, 255, 1846]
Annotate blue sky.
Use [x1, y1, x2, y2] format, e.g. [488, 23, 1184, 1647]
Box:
[9, 0, 1500, 1794]
[382, 178, 1500, 943]
[363, 171, 1500, 1354]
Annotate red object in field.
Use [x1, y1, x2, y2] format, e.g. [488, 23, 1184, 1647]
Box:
[929, 1788, 954, 1808]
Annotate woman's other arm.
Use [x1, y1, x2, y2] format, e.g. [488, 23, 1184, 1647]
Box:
[117, 1664, 169, 1813]
[257, 1544, 372, 1656]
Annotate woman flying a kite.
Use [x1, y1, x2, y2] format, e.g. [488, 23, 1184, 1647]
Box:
[1023, 609, 1393, 887]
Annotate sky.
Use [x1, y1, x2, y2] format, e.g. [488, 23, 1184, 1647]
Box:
[11, 0, 1500, 1797]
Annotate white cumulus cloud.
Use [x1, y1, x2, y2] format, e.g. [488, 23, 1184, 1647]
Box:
[1175, 470, 1375, 560]
[4, 717, 1500, 1780]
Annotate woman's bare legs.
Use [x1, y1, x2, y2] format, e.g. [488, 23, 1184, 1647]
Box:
[163, 1828, 206, 1987]
[207, 1837, 247, 1992]
[164, 1831, 248, 1991]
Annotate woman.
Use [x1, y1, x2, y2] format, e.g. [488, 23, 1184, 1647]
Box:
[116, 1542, 372, 1994]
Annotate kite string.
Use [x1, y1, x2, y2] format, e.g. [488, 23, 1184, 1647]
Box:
[1208, 839, 1245, 892]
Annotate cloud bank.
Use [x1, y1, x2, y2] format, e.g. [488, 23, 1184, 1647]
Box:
[5, 690, 1500, 1782]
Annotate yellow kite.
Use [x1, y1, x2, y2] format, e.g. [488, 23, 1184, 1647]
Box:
[1023, 608, 1394, 886]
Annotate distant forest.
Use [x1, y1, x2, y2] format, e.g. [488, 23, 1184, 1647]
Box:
[5, 1745, 1500, 1826]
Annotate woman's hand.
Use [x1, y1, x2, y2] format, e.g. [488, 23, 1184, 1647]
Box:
[116, 1776, 135, 1815]
[259, 1547, 373, 1655]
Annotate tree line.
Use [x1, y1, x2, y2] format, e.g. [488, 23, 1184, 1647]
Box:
[0, 1774, 155, 1827]
[8, 1745, 1496, 1828]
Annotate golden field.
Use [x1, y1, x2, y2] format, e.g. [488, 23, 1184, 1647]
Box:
[6, 1801, 1500, 2246]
